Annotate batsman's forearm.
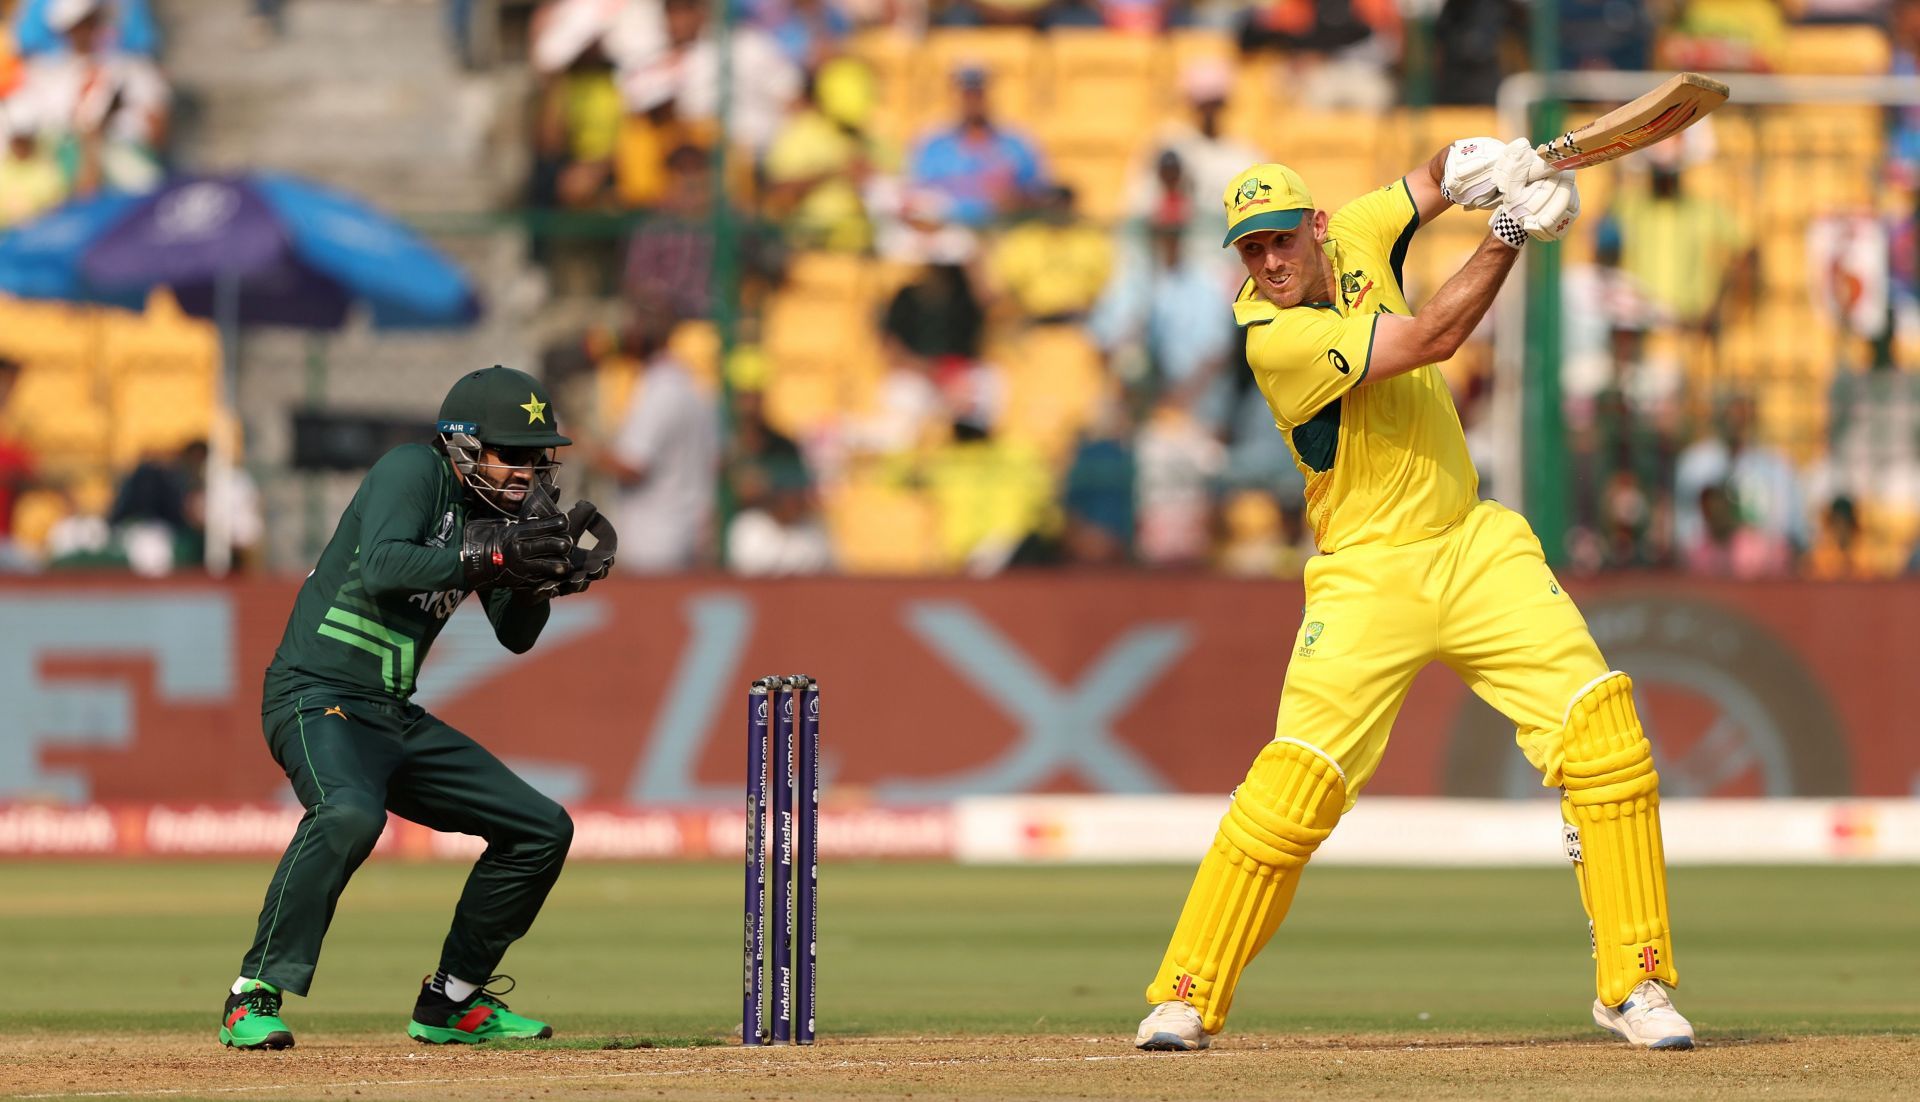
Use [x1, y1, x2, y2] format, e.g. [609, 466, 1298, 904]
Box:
[485, 587, 550, 654]
[1424, 145, 1449, 186]
[1414, 237, 1521, 360]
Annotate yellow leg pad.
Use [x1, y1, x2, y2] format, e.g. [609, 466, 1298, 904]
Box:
[1561, 673, 1679, 1007]
[1146, 738, 1347, 1034]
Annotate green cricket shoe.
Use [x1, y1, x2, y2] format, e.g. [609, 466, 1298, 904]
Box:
[220, 980, 295, 1050]
[406, 975, 553, 1044]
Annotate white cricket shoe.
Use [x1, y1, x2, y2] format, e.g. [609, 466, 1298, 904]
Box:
[1593, 980, 1695, 1050]
[1134, 1001, 1210, 1051]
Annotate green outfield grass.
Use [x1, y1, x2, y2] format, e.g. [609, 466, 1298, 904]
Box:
[1, 861, 1915, 1042]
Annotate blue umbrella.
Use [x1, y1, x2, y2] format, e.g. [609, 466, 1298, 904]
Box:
[0, 172, 482, 576]
[11, 0, 161, 56]
[0, 172, 482, 328]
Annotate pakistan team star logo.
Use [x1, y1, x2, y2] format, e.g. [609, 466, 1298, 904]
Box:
[520, 393, 548, 424]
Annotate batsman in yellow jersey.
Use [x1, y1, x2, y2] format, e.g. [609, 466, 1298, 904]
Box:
[1134, 137, 1694, 1052]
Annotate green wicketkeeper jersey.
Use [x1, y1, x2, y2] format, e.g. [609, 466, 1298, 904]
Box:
[263, 443, 549, 708]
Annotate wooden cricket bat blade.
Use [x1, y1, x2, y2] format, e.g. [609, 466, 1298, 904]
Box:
[1534, 73, 1731, 175]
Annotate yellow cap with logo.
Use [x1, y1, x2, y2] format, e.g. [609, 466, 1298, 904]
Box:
[1221, 163, 1316, 247]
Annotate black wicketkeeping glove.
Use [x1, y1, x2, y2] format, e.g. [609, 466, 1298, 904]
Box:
[461, 512, 573, 590]
[533, 499, 618, 599]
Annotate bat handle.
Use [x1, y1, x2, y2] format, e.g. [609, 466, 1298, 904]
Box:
[1527, 143, 1558, 184]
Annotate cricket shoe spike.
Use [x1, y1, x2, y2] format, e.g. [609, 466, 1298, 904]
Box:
[1134, 1001, 1211, 1051]
[1593, 980, 1695, 1050]
[407, 974, 553, 1044]
[220, 980, 295, 1050]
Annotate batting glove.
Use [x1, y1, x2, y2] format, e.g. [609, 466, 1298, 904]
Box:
[1440, 137, 1507, 211]
[1509, 171, 1581, 242]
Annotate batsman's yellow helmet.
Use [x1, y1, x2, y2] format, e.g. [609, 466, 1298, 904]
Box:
[1221, 163, 1315, 247]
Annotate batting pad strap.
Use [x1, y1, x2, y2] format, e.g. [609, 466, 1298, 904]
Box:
[1558, 673, 1678, 1006]
[1147, 739, 1347, 1034]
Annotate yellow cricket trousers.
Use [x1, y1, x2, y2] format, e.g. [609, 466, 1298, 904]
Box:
[1279, 499, 1609, 803]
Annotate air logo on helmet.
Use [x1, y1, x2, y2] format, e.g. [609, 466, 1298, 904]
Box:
[520, 394, 549, 424]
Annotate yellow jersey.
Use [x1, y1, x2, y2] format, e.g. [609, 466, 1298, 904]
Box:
[1232, 180, 1479, 553]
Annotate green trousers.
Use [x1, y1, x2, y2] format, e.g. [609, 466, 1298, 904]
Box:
[239, 690, 573, 996]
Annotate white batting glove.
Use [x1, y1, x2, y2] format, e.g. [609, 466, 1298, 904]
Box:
[1440, 137, 1506, 211]
[1509, 171, 1580, 242]
[1492, 137, 1555, 200]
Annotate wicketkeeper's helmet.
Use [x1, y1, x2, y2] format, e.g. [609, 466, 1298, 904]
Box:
[436, 365, 571, 516]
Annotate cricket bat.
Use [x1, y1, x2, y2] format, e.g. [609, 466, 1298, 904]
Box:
[1530, 73, 1731, 178]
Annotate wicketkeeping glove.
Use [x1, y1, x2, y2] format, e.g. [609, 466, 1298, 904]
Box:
[533, 499, 618, 599]
[460, 513, 573, 590]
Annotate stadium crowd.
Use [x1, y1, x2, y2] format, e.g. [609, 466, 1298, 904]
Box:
[3, 0, 1920, 580]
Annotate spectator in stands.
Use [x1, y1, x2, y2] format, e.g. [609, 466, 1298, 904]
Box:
[873, 184, 981, 266]
[764, 56, 888, 253]
[1431, 0, 1528, 105]
[1659, 0, 1787, 73]
[11, 0, 158, 56]
[1891, 0, 1920, 186]
[0, 356, 35, 568]
[908, 63, 1045, 228]
[1216, 488, 1314, 578]
[1611, 136, 1755, 333]
[1683, 482, 1792, 578]
[1568, 343, 1678, 572]
[1561, 218, 1668, 415]
[0, 95, 64, 227]
[724, 379, 807, 516]
[593, 310, 720, 571]
[1134, 403, 1222, 568]
[726, 461, 834, 575]
[1675, 392, 1809, 562]
[105, 438, 260, 575]
[922, 399, 1054, 575]
[1089, 213, 1235, 425]
[1804, 495, 1885, 579]
[19, 0, 168, 194]
[1060, 398, 1136, 566]
[0, 2, 23, 99]
[618, 0, 801, 155]
[1825, 355, 1920, 516]
[529, 0, 625, 211]
[883, 253, 984, 366]
[1239, 0, 1400, 110]
[1125, 63, 1262, 278]
[1558, 0, 1654, 71]
[623, 143, 783, 325]
[986, 183, 1113, 324]
[758, 0, 854, 73]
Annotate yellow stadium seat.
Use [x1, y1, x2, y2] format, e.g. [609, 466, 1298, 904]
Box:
[784, 251, 879, 306]
[823, 475, 944, 574]
[2, 367, 108, 464]
[1044, 144, 1137, 222]
[920, 29, 1041, 133]
[1280, 152, 1376, 210]
[1270, 111, 1382, 167]
[1162, 27, 1234, 81]
[1776, 25, 1892, 76]
[0, 296, 94, 375]
[996, 324, 1106, 460]
[845, 30, 919, 145]
[109, 369, 217, 467]
[1045, 31, 1160, 136]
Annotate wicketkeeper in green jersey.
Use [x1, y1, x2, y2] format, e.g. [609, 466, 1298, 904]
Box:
[220, 366, 616, 1049]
